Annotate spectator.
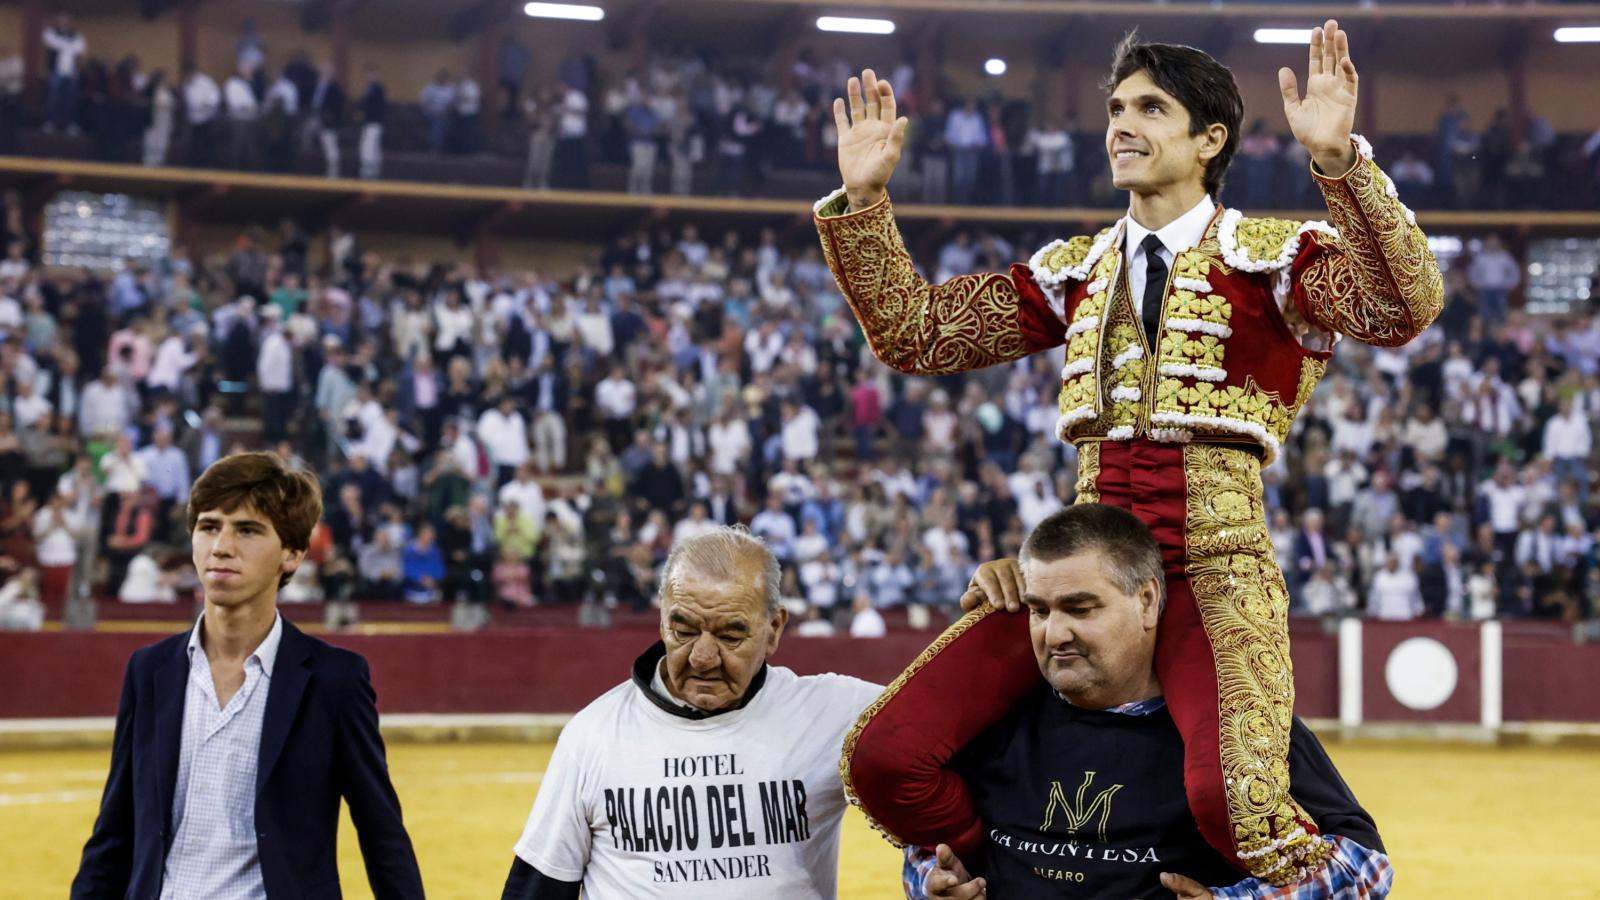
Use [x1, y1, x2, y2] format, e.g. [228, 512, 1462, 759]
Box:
[0, 46, 22, 153]
[476, 394, 529, 488]
[350, 63, 386, 180]
[945, 98, 987, 204]
[522, 86, 559, 189]
[554, 82, 590, 188]
[623, 95, 659, 194]
[848, 589, 887, 638]
[1390, 148, 1435, 205]
[401, 523, 445, 603]
[1468, 234, 1521, 324]
[1237, 120, 1281, 209]
[223, 65, 260, 170]
[43, 13, 87, 134]
[420, 69, 455, 154]
[1368, 552, 1423, 620]
[1542, 397, 1592, 495]
[311, 64, 345, 177]
[182, 65, 221, 167]
[141, 70, 176, 167]
[452, 73, 481, 155]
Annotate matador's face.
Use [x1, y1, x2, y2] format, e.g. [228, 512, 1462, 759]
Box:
[1104, 71, 1219, 199]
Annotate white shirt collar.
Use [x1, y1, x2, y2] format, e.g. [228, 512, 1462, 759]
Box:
[1124, 195, 1217, 260]
[186, 611, 284, 677]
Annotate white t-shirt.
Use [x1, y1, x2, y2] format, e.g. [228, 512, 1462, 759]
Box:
[513, 661, 882, 899]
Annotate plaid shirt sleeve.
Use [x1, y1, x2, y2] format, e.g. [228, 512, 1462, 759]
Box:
[902, 845, 937, 900]
[1209, 835, 1394, 900]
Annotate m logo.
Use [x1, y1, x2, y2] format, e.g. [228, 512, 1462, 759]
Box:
[1041, 771, 1124, 841]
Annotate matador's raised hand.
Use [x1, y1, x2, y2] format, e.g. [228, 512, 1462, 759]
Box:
[1278, 19, 1360, 175]
[833, 68, 909, 211]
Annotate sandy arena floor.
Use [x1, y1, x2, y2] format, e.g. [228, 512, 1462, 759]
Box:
[5, 739, 1596, 897]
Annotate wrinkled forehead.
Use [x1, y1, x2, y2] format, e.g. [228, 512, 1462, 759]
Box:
[664, 579, 768, 629]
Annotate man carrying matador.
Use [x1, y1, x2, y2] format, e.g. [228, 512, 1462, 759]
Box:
[815, 21, 1442, 888]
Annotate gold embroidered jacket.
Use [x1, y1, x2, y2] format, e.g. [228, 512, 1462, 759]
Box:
[814, 136, 1444, 464]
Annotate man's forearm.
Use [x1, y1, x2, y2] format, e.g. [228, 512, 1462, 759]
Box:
[813, 189, 1046, 375]
[1298, 135, 1444, 348]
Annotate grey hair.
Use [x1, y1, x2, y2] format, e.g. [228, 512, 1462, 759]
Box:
[658, 525, 782, 618]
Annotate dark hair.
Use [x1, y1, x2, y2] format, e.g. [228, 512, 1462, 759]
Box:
[187, 452, 324, 588]
[1103, 31, 1244, 198]
[1020, 504, 1165, 605]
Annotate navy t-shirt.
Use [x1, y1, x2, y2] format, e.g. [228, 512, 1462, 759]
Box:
[954, 686, 1382, 898]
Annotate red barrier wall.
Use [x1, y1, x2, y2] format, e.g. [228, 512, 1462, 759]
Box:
[0, 622, 1589, 721]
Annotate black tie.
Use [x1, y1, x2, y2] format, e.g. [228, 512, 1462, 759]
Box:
[1140, 234, 1167, 350]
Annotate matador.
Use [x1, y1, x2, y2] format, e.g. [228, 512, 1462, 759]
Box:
[817, 23, 1442, 887]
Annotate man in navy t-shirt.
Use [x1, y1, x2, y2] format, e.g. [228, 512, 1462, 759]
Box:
[889, 504, 1391, 899]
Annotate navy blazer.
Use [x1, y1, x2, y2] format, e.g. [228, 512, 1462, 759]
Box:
[71, 618, 425, 899]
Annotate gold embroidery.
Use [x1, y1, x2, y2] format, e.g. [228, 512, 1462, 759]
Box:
[1292, 357, 1327, 414]
[1166, 290, 1234, 327]
[1161, 335, 1227, 369]
[1074, 442, 1101, 503]
[1306, 158, 1444, 348]
[1232, 217, 1303, 266]
[838, 605, 1001, 848]
[1182, 445, 1332, 884]
[815, 197, 1033, 374]
[1036, 233, 1101, 281]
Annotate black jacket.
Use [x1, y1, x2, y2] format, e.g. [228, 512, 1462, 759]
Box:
[72, 619, 425, 899]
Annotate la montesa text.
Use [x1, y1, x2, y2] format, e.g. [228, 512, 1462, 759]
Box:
[602, 753, 812, 885]
[990, 828, 1162, 863]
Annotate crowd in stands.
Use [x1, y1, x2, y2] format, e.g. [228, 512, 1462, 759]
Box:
[0, 165, 1596, 634]
[8, 14, 1600, 211]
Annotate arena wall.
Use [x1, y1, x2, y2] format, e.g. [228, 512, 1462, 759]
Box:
[2, 620, 1592, 723]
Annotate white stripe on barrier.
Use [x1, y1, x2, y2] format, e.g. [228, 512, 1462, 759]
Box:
[1339, 618, 1363, 728]
[1481, 620, 1503, 729]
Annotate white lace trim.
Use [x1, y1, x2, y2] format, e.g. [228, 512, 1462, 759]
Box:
[1109, 385, 1143, 403]
[1107, 425, 1137, 441]
[1060, 358, 1095, 380]
[1172, 277, 1212, 294]
[1217, 209, 1340, 273]
[1237, 825, 1311, 860]
[1149, 427, 1194, 444]
[1029, 220, 1125, 288]
[1157, 363, 1228, 382]
[1349, 133, 1419, 228]
[1111, 344, 1145, 370]
[1085, 277, 1109, 297]
[1055, 407, 1096, 439]
[1164, 318, 1234, 339]
[1149, 411, 1281, 464]
[814, 185, 851, 215]
[1064, 315, 1100, 340]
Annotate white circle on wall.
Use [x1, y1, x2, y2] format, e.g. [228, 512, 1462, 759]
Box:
[1384, 637, 1458, 710]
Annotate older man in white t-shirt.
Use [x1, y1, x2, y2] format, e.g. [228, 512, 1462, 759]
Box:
[504, 526, 883, 899]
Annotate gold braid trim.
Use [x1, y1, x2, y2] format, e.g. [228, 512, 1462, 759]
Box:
[1305, 157, 1444, 348]
[815, 194, 1032, 375]
[1182, 445, 1332, 885]
[1074, 442, 1102, 504]
[837, 604, 1001, 848]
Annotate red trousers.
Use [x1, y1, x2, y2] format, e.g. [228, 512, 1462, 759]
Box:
[845, 441, 1328, 885]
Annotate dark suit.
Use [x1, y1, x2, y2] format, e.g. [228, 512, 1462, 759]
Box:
[72, 618, 424, 899]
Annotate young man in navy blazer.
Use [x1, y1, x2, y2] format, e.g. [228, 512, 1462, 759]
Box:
[72, 451, 425, 899]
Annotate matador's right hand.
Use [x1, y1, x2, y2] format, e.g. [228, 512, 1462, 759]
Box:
[833, 68, 908, 211]
[960, 558, 1024, 614]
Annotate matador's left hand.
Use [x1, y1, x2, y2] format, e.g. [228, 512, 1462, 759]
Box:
[1278, 19, 1359, 175]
